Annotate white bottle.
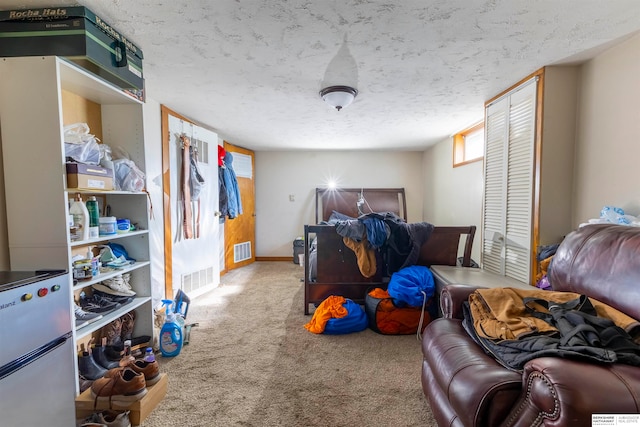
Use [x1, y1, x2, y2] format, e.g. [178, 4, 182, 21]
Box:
[69, 194, 90, 241]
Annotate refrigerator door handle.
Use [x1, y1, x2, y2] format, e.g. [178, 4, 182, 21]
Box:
[0, 332, 72, 380]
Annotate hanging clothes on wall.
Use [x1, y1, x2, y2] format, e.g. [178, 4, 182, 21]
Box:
[189, 144, 205, 238]
[222, 150, 243, 219]
[179, 134, 194, 239]
[218, 145, 229, 221]
[178, 134, 206, 239]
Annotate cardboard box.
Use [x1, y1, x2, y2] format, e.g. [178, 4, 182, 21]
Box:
[66, 163, 114, 190]
[76, 373, 167, 426]
[0, 7, 144, 98]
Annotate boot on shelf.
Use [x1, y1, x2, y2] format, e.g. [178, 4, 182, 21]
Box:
[120, 311, 136, 343]
[103, 316, 123, 348]
[77, 351, 107, 380]
[93, 345, 121, 369]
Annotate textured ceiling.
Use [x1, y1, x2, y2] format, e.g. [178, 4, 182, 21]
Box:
[5, 1, 640, 151]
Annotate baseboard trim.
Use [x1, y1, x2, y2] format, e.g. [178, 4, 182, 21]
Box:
[255, 256, 292, 262]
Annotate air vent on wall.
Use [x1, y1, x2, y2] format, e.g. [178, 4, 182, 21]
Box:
[181, 266, 215, 293]
[234, 242, 252, 263]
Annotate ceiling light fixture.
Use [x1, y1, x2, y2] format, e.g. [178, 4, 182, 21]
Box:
[319, 85, 358, 111]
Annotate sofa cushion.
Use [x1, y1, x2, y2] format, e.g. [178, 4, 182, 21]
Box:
[550, 224, 640, 321]
[422, 319, 522, 426]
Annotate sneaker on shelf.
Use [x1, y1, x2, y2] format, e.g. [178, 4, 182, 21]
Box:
[92, 284, 135, 302]
[90, 367, 147, 404]
[98, 274, 136, 297]
[74, 303, 103, 327]
[78, 410, 131, 427]
[80, 293, 121, 314]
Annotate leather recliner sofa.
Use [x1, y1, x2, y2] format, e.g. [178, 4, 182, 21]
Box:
[421, 224, 640, 426]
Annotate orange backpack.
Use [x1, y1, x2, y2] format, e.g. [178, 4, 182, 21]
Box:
[365, 287, 432, 335]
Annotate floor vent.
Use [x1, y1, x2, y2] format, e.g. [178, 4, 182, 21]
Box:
[181, 266, 214, 293]
[234, 241, 252, 263]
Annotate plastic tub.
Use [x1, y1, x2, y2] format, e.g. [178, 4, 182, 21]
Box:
[99, 216, 117, 236]
[117, 218, 131, 234]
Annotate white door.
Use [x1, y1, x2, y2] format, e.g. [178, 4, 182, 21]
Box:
[167, 114, 220, 297]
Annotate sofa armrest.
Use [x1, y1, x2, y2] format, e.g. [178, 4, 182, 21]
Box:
[440, 284, 486, 319]
[504, 357, 640, 426]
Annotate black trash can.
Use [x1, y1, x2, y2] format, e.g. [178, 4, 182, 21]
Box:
[293, 237, 305, 264]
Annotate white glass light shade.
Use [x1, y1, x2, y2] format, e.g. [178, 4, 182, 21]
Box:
[320, 85, 358, 111]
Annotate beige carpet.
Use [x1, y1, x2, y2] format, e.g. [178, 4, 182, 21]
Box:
[143, 261, 437, 427]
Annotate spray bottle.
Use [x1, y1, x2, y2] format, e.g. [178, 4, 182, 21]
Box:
[159, 299, 183, 357]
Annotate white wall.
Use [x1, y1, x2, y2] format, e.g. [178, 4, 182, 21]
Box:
[254, 150, 424, 257]
[573, 32, 640, 223]
[422, 137, 483, 262]
[141, 99, 165, 307]
[0, 134, 9, 270]
[420, 32, 640, 262]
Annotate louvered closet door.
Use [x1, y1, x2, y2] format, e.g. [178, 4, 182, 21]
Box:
[482, 98, 508, 275]
[482, 79, 537, 283]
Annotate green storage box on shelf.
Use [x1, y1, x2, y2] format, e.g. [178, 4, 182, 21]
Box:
[0, 6, 144, 100]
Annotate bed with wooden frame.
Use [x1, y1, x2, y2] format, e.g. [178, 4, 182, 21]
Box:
[303, 187, 476, 314]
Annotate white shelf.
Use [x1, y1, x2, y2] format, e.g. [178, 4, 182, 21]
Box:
[69, 229, 148, 247]
[73, 260, 150, 290]
[58, 57, 143, 106]
[65, 189, 148, 196]
[0, 56, 154, 397]
[75, 296, 152, 340]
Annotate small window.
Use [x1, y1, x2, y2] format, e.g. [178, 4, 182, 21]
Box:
[453, 122, 484, 167]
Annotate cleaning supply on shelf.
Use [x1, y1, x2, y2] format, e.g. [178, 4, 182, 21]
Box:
[86, 248, 99, 277]
[85, 196, 100, 238]
[70, 194, 90, 241]
[143, 347, 155, 362]
[119, 339, 135, 367]
[159, 299, 183, 357]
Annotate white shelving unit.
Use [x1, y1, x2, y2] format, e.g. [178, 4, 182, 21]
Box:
[0, 56, 154, 395]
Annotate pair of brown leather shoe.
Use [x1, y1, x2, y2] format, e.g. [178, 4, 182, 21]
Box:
[119, 359, 161, 386]
[90, 360, 160, 404]
[91, 367, 147, 404]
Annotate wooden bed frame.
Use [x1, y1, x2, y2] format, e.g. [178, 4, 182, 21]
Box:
[303, 187, 476, 314]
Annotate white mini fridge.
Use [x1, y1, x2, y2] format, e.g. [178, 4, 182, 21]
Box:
[0, 270, 76, 426]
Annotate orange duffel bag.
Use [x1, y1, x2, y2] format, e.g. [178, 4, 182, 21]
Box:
[365, 287, 432, 335]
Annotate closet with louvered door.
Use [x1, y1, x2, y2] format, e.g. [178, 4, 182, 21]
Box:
[481, 66, 579, 285]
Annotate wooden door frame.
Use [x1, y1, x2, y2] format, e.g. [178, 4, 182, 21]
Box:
[161, 105, 196, 298]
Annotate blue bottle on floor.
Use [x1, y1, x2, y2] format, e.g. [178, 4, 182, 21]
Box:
[160, 299, 183, 357]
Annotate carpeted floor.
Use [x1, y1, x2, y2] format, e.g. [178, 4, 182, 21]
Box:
[142, 261, 437, 427]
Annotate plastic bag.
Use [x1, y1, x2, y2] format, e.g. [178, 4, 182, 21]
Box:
[600, 206, 633, 225]
[113, 158, 145, 192]
[63, 123, 101, 165]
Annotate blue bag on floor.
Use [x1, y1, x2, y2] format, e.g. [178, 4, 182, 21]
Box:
[387, 265, 434, 307]
[323, 299, 368, 335]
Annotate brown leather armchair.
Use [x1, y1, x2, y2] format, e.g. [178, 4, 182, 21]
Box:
[421, 224, 640, 426]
